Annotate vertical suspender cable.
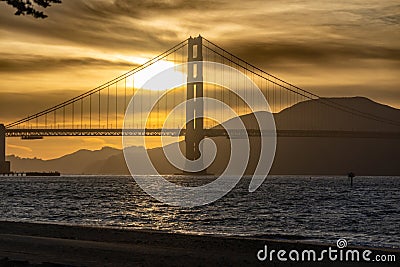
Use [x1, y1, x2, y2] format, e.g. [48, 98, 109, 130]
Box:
[89, 94, 92, 129]
[98, 90, 101, 128]
[221, 52, 223, 120]
[132, 76, 135, 128]
[81, 98, 83, 129]
[63, 106, 65, 128]
[124, 78, 127, 114]
[115, 83, 118, 128]
[107, 86, 109, 128]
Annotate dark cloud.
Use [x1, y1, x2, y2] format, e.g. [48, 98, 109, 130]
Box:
[0, 54, 136, 73]
[379, 14, 400, 25]
[0, 1, 183, 53]
[353, 4, 400, 26]
[1, 0, 399, 57]
[220, 41, 400, 69]
[83, 0, 222, 19]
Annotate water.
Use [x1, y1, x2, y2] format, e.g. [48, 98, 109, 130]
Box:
[0, 175, 399, 249]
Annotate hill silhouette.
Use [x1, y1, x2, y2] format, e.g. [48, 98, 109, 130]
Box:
[275, 97, 400, 131]
[7, 97, 400, 175]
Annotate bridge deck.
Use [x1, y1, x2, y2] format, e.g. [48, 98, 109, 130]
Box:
[5, 129, 400, 139]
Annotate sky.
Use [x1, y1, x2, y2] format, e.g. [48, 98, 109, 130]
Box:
[0, 0, 399, 159]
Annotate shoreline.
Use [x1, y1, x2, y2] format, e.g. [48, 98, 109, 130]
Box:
[0, 221, 398, 266]
[1, 219, 398, 251]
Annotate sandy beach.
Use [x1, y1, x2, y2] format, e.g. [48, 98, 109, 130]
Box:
[0, 221, 398, 266]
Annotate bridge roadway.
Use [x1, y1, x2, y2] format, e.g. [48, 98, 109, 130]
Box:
[5, 128, 400, 139]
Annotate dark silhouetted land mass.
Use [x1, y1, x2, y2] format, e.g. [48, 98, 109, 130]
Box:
[0, 221, 398, 267]
[7, 97, 400, 175]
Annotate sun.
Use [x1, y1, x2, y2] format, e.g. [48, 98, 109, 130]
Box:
[118, 55, 184, 91]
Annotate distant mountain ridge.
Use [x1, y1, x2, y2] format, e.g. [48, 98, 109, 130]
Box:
[7, 147, 121, 174]
[7, 97, 400, 175]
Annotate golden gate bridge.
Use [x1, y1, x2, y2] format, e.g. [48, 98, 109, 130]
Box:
[1, 36, 400, 174]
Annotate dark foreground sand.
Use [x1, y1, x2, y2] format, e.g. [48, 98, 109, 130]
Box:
[0, 221, 398, 267]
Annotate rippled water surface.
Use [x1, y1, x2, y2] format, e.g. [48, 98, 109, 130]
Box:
[0, 175, 399, 248]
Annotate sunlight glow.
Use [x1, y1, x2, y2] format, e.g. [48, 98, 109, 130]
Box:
[133, 60, 185, 91]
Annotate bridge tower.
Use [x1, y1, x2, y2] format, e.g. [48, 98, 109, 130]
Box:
[185, 36, 205, 171]
[0, 124, 10, 174]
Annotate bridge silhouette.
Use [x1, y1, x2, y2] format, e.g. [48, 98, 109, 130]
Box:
[1, 35, 400, 174]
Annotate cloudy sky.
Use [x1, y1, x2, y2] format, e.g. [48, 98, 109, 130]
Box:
[0, 0, 399, 159]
